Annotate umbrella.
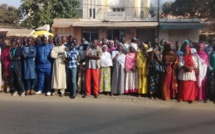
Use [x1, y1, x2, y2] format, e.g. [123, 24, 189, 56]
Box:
[33, 30, 54, 37]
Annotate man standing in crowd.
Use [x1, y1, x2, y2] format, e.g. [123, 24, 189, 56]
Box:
[9, 41, 26, 96]
[84, 39, 102, 98]
[77, 40, 89, 95]
[66, 42, 79, 99]
[35, 36, 53, 96]
[22, 37, 37, 95]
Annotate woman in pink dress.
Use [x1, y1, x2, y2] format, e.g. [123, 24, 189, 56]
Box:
[125, 43, 138, 94]
[196, 43, 209, 102]
[1, 39, 11, 93]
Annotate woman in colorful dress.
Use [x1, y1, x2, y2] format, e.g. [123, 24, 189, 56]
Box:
[161, 42, 178, 100]
[196, 43, 209, 102]
[148, 43, 162, 99]
[125, 44, 138, 94]
[178, 46, 198, 103]
[51, 37, 67, 96]
[1, 39, 11, 93]
[100, 45, 113, 94]
[22, 37, 37, 95]
[137, 43, 148, 96]
[111, 43, 126, 95]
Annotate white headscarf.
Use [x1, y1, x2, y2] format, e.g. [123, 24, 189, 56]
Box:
[101, 51, 113, 67]
[130, 43, 138, 51]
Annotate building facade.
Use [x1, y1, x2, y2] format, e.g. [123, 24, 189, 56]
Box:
[80, 0, 150, 20]
[52, 1, 203, 44]
[53, 0, 155, 43]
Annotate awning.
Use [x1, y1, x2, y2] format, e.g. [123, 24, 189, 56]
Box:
[160, 23, 204, 30]
[0, 28, 35, 37]
[72, 21, 158, 28]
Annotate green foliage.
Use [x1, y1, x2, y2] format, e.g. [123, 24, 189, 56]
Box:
[19, 0, 80, 28]
[149, 3, 157, 17]
[162, 2, 173, 14]
[0, 4, 20, 26]
[163, 0, 214, 20]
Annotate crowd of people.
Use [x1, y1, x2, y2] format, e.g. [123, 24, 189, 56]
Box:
[0, 36, 215, 103]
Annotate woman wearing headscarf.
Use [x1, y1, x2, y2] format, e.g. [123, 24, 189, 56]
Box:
[100, 45, 113, 94]
[148, 43, 162, 99]
[196, 43, 209, 102]
[178, 46, 198, 103]
[137, 43, 148, 95]
[1, 39, 11, 93]
[161, 42, 178, 100]
[108, 40, 116, 54]
[51, 37, 67, 96]
[125, 44, 138, 94]
[111, 43, 126, 95]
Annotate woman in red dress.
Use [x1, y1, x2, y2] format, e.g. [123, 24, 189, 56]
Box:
[178, 46, 197, 103]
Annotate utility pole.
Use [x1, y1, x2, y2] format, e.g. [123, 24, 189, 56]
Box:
[157, 0, 160, 42]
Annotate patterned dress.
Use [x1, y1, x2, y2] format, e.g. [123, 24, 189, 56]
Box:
[100, 51, 112, 93]
[148, 49, 162, 95]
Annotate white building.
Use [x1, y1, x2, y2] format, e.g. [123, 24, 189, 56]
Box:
[79, 0, 151, 20]
[52, 0, 204, 43]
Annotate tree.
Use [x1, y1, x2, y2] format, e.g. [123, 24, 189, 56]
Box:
[163, 0, 214, 20]
[162, 2, 173, 14]
[149, 3, 157, 18]
[0, 4, 20, 26]
[19, 0, 80, 28]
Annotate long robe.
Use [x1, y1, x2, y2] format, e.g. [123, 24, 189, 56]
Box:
[111, 52, 126, 95]
[178, 56, 198, 101]
[100, 51, 112, 92]
[196, 51, 209, 101]
[1, 47, 10, 77]
[22, 45, 37, 79]
[161, 51, 178, 100]
[148, 49, 161, 94]
[125, 52, 138, 94]
[51, 45, 67, 89]
[137, 52, 148, 94]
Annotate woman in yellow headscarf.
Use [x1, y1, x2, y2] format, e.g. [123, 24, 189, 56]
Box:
[137, 43, 148, 95]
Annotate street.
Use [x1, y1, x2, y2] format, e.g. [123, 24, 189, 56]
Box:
[0, 93, 215, 134]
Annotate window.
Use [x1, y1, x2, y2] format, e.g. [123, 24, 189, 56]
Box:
[107, 29, 125, 40]
[93, 8, 95, 19]
[112, 8, 124, 12]
[82, 29, 99, 43]
[89, 8, 92, 18]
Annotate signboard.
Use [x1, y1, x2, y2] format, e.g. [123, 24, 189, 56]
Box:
[105, 12, 125, 20]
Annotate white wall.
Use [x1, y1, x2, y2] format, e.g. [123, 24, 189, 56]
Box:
[81, 0, 151, 20]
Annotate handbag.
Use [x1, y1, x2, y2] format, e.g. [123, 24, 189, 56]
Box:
[152, 61, 165, 73]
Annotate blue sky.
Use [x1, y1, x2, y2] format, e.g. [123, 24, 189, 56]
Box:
[0, 0, 21, 7]
[0, 0, 175, 8]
